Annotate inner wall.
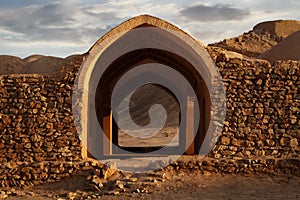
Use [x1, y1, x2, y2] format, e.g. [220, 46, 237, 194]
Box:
[117, 84, 180, 147]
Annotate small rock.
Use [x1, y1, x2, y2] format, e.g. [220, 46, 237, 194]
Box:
[256, 79, 263, 85]
[129, 177, 138, 182]
[25, 191, 34, 196]
[290, 138, 298, 148]
[231, 139, 243, 147]
[162, 173, 168, 179]
[220, 137, 231, 145]
[0, 191, 8, 199]
[103, 167, 118, 180]
[280, 137, 289, 147]
[91, 175, 103, 190]
[67, 192, 77, 200]
[116, 181, 124, 189]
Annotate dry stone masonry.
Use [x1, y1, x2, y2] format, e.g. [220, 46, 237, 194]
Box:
[0, 48, 299, 188]
[0, 56, 84, 164]
[0, 12, 300, 188]
[208, 47, 299, 160]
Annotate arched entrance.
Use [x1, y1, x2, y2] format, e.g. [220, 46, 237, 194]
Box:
[95, 48, 210, 156]
[72, 15, 225, 160]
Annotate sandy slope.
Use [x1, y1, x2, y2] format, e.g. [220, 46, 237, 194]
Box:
[258, 30, 300, 63]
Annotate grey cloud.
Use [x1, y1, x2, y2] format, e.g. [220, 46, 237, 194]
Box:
[0, 0, 41, 8]
[28, 2, 76, 26]
[1, 2, 75, 28]
[180, 4, 250, 21]
[0, 1, 110, 44]
[193, 30, 226, 41]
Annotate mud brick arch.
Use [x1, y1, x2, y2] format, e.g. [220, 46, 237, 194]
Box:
[73, 15, 221, 159]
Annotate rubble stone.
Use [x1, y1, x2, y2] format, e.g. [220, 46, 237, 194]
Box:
[0, 48, 299, 189]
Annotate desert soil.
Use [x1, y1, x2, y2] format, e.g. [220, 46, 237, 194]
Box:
[5, 170, 300, 200]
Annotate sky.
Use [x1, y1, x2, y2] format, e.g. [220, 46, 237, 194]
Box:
[0, 0, 299, 58]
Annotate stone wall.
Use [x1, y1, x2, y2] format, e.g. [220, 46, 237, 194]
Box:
[0, 49, 299, 188]
[0, 57, 83, 163]
[209, 48, 299, 159]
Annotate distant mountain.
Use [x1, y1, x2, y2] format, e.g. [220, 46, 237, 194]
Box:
[117, 84, 180, 129]
[0, 54, 84, 74]
[209, 20, 300, 58]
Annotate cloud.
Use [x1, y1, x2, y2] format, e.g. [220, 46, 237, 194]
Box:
[0, 0, 180, 45]
[0, 0, 119, 57]
[0, 2, 75, 41]
[0, 0, 41, 8]
[180, 4, 251, 21]
[0, 1, 113, 44]
[0, 0, 183, 57]
[83, 9, 117, 20]
[1, 0, 298, 58]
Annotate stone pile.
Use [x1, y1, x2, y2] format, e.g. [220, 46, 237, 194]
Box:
[0, 160, 103, 188]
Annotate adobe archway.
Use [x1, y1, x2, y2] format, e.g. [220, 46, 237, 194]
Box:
[72, 15, 225, 159]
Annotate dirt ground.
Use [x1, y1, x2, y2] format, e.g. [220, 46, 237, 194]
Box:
[5, 170, 300, 200]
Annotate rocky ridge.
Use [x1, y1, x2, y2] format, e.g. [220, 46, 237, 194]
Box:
[209, 19, 300, 58]
[0, 54, 85, 75]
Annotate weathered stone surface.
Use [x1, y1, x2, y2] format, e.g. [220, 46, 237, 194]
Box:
[220, 137, 231, 145]
[208, 47, 300, 160]
[290, 138, 298, 148]
[0, 47, 299, 190]
[0, 57, 83, 164]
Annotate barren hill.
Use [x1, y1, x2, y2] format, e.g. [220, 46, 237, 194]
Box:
[258, 30, 300, 63]
[0, 54, 84, 75]
[253, 20, 300, 38]
[209, 19, 300, 57]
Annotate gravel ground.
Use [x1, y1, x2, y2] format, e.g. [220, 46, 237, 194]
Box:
[4, 170, 300, 200]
